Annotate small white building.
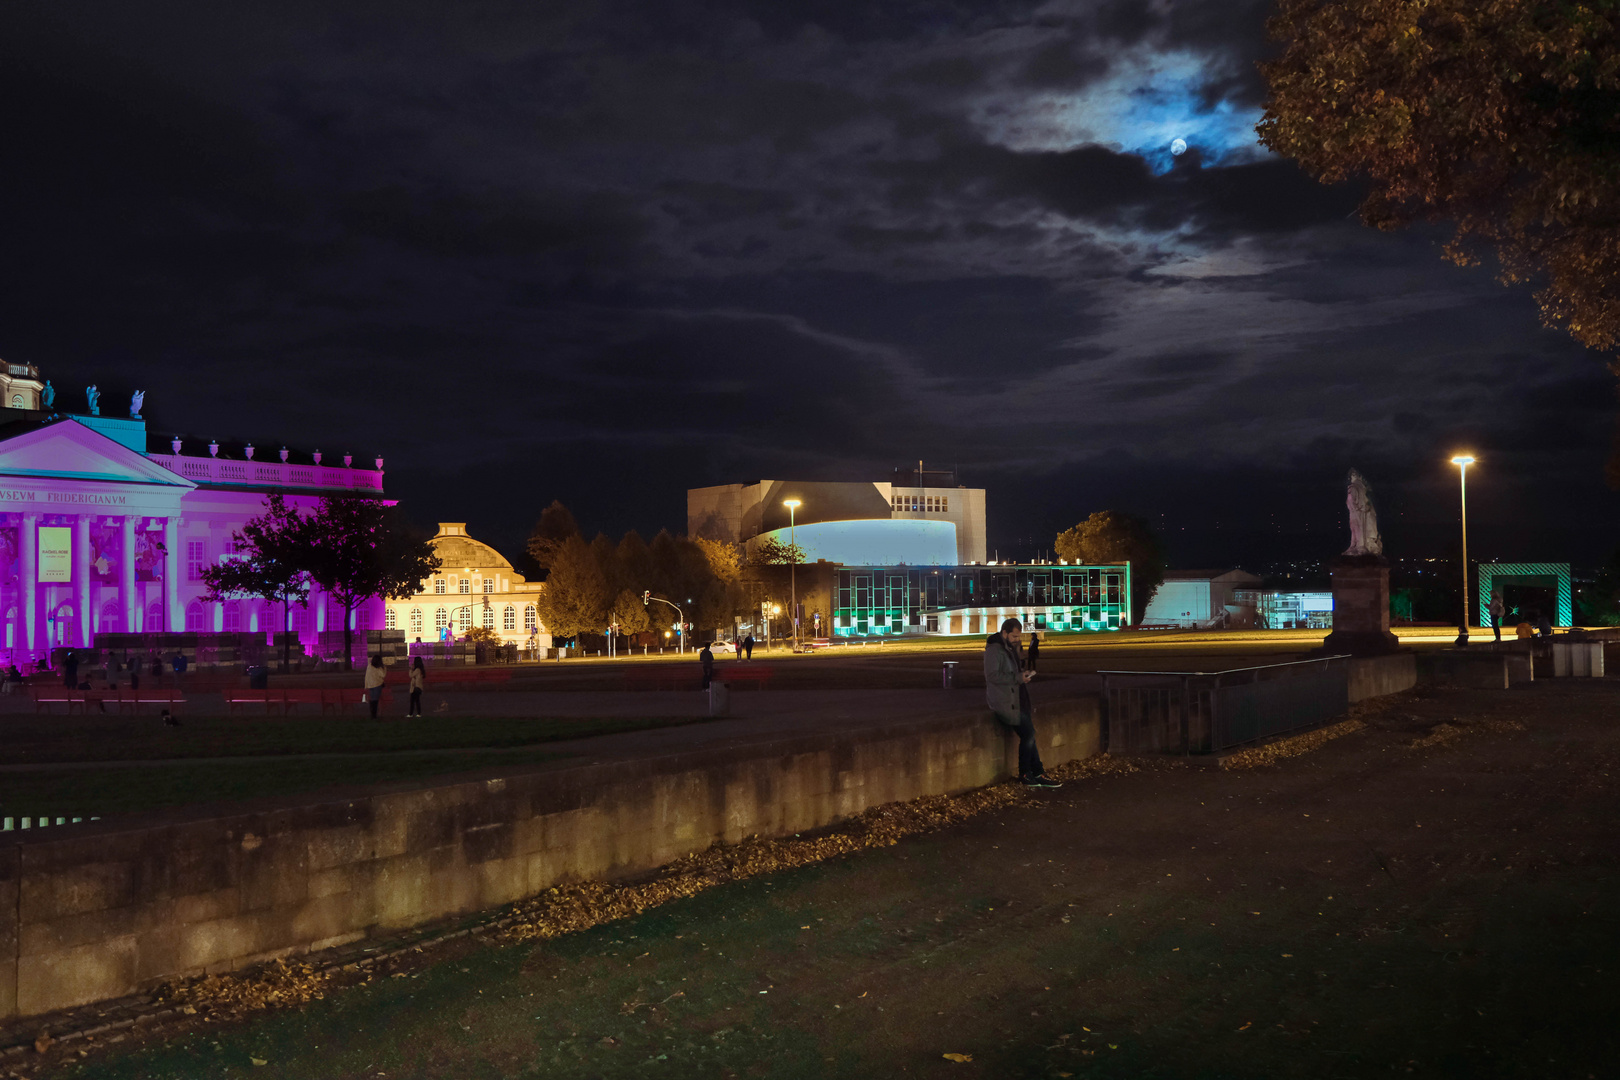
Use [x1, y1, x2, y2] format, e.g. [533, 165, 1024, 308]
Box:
[1142, 568, 1262, 628]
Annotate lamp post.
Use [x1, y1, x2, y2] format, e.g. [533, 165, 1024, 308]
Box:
[782, 499, 801, 651]
[1449, 455, 1476, 632]
[643, 592, 686, 654]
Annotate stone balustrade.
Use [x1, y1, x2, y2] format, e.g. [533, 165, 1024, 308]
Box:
[145, 454, 383, 492]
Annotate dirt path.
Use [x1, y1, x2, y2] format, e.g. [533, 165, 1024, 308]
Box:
[33, 679, 1620, 1080]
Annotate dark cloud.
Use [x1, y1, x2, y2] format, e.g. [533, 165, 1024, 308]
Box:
[0, 0, 1613, 565]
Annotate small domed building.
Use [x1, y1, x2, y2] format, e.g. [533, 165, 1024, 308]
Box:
[385, 523, 549, 650]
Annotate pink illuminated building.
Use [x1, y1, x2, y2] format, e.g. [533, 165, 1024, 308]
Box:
[0, 397, 386, 661]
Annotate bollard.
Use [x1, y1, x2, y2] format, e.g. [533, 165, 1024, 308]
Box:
[942, 660, 959, 689]
[709, 681, 730, 717]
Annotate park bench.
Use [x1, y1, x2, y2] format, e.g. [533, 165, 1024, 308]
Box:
[224, 688, 386, 715]
[31, 687, 187, 715]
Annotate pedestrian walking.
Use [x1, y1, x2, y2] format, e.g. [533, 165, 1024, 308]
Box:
[1026, 632, 1040, 673]
[742, 634, 754, 660]
[984, 618, 1060, 788]
[364, 654, 387, 718]
[1489, 592, 1504, 642]
[700, 642, 715, 689]
[408, 656, 425, 717]
[62, 650, 78, 688]
[129, 654, 142, 691]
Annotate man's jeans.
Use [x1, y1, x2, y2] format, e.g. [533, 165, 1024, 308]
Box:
[999, 710, 1045, 779]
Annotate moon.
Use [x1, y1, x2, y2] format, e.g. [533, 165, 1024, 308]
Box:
[1170, 138, 1187, 156]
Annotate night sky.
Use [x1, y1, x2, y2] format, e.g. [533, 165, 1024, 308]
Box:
[3, 1, 1616, 568]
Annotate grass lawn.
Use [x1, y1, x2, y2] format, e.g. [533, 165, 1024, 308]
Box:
[0, 749, 574, 821]
[0, 713, 712, 765]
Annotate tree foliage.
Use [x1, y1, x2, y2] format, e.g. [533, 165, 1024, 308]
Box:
[1257, 0, 1620, 352]
[752, 536, 806, 565]
[1054, 510, 1166, 624]
[306, 495, 442, 669]
[1576, 547, 1620, 625]
[200, 494, 314, 670]
[526, 503, 751, 641]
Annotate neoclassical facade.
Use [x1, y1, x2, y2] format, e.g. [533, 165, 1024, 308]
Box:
[385, 523, 548, 648]
[0, 409, 387, 660]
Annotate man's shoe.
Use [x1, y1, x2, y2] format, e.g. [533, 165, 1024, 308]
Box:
[1027, 773, 1063, 789]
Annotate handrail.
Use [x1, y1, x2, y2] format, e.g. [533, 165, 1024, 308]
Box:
[1098, 655, 1351, 678]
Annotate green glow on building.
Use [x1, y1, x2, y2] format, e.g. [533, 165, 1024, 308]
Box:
[832, 563, 1131, 637]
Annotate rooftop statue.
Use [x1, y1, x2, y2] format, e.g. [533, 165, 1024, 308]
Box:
[86, 384, 100, 417]
[42, 381, 54, 410]
[130, 390, 144, 419]
[1343, 468, 1384, 558]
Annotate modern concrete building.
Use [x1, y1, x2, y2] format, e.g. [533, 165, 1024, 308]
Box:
[385, 523, 548, 649]
[1142, 568, 1263, 628]
[688, 464, 987, 565]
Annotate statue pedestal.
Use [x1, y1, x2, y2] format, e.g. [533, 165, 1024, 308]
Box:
[1322, 556, 1400, 655]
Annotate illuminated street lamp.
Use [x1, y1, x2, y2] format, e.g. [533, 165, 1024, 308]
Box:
[1449, 455, 1476, 632]
[783, 499, 801, 650]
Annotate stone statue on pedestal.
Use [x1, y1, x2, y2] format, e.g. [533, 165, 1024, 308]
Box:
[42, 381, 55, 410]
[130, 390, 145, 419]
[86, 385, 100, 417]
[1343, 468, 1383, 557]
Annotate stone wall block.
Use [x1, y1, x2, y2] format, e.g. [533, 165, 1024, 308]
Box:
[17, 935, 138, 1016]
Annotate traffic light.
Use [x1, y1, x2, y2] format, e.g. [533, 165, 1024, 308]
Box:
[642, 590, 650, 606]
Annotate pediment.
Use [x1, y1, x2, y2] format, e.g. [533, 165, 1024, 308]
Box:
[0, 420, 195, 488]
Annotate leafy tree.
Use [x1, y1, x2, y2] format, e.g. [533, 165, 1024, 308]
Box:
[526, 500, 580, 569]
[752, 536, 806, 565]
[200, 494, 314, 671]
[306, 495, 442, 669]
[691, 536, 742, 582]
[609, 588, 652, 637]
[1258, 0, 1620, 352]
[1054, 511, 1166, 624]
[460, 626, 500, 646]
[534, 533, 610, 640]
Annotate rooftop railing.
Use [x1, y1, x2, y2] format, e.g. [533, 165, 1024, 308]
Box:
[145, 453, 384, 492]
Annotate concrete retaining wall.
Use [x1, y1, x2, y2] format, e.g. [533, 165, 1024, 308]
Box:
[0, 696, 1100, 1020]
[1418, 650, 1510, 689]
[1346, 653, 1417, 702]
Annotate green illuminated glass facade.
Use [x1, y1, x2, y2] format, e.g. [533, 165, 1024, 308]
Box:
[832, 564, 1130, 637]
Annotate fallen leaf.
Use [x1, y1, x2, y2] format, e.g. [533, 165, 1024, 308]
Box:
[34, 1034, 55, 1054]
[942, 1052, 973, 1063]
[1281, 953, 1293, 958]
[251, 1057, 268, 1066]
[1237, 1022, 1252, 1032]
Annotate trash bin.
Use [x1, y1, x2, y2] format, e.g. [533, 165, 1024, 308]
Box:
[942, 661, 959, 689]
[246, 665, 268, 689]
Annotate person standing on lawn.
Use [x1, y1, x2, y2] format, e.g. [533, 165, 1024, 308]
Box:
[364, 654, 387, 718]
[983, 617, 1060, 788]
[699, 642, 715, 689]
[407, 656, 426, 717]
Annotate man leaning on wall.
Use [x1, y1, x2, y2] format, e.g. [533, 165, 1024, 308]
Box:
[983, 617, 1061, 788]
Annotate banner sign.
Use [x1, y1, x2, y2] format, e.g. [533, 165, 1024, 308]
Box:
[38, 526, 72, 583]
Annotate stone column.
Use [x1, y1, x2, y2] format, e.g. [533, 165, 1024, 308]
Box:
[163, 517, 180, 633]
[119, 516, 136, 634]
[19, 512, 37, 653]
[74, 515, 91, 647]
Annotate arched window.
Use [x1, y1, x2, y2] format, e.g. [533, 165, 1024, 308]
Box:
[409, 608, 423, 634]
[385, 608, 397, 630]
[482, 604, 495, 629]
[146, 601, 164, 632]
[100, 600, 121, 633]
[502, 605, 516, 631]
[434, 607, 448, 630]
[523, 605, 537, 632]
[185, 600, 206, 632]
[10, 395, 21, 407]
[223, 602, 242, 632]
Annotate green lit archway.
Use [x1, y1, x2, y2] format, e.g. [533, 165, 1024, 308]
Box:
[1478, 563, 1571, 627]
